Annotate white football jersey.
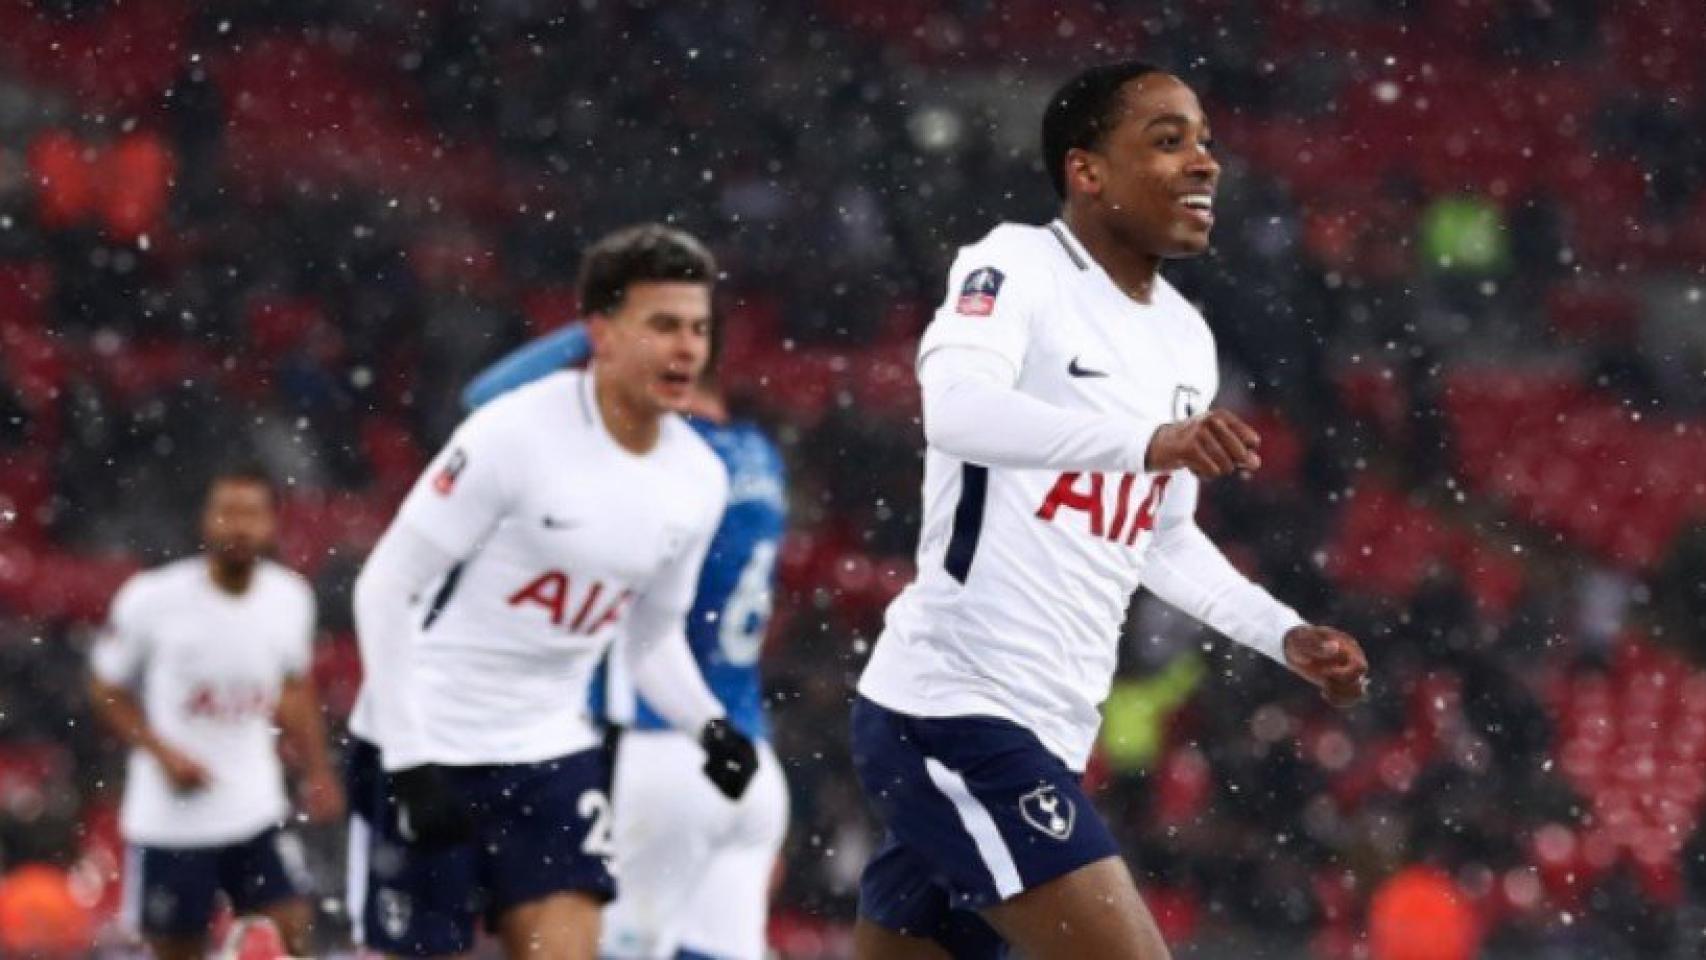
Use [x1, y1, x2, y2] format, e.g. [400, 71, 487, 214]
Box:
[349, 369, 728, 766]
[92, 559, 314, 847]
[860, 220, 1227, 771]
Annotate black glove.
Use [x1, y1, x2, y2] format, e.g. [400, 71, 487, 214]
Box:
[699, 718, 759, 801]
[388, 765, 473, 848]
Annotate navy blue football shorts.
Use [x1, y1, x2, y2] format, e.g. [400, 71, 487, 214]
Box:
[344, 737, 616, 956]
[852, 695, 1120, 957]
[123, 826, 303, 938]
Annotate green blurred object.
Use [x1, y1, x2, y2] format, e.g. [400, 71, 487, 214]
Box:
[1419, 195, 1508, 272]
[1100, 654, 1206, 772]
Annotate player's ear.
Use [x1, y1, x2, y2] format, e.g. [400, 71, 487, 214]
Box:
[1065, 148, 1102, 198]
[585, 311, 612, 359]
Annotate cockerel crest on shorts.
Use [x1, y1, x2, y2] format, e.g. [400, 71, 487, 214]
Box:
[1019, 783, 1075, 841]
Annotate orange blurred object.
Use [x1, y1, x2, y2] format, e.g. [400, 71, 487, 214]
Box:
[102, 131, 175, 241]
[1368, 866, 1480, 960]
[27, 131, 96, 228]
[27, 128, 174, 240]
[0, 864, 94, 956]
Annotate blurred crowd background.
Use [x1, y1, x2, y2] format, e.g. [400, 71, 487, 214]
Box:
[1, 0, 1705, 956]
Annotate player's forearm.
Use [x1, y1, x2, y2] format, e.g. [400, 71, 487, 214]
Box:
[920, 348, 1160, 472]
[275, 679, 336, 780]
[353, 524, 454, 770]
[88, 680, 167, 756]
[625, 622, 725, 734]
[1142, 522, 1304, 664]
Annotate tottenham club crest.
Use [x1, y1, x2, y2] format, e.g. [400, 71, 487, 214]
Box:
[377, 888, 413, 940]
[1019, 783, 1076, 841]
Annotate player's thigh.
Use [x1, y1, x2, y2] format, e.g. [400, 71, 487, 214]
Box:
[478, 746, 618, 928]
[855, 834, 1004, 959]
[496, 891, 602, 960]
[125, 843, 219, 946]
[345, 737, 482, 957]
[674, 743, 789, 960]
[981, 854, 1171, 960]
[851, 696, 1131, 956]
[602, 733, 723, 958]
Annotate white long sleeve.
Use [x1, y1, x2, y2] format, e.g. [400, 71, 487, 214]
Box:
[352, 524, 459, 772]
[919, 346, 1162, 472]
[622, 621, 723, 735]
[619, 506, 727, 736]
[1142, 519, 1304, 665]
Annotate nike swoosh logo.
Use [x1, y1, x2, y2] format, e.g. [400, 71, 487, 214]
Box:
[1068, 357, 1109, 378]
[541, 515, 579, 530]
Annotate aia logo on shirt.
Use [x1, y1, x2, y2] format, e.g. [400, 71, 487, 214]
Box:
[955, 267, 1005, 317]
[182, 681, 275, 723]
[1036, 472, 1172, 546]
[432, 448, 468, 495]
[508, 571, 633, 634]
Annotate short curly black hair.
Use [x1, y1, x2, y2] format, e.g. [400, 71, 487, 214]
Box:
[1041, 60, 1164, 200]
[208, 462, 277, 507]
[577, 223, 718, 316]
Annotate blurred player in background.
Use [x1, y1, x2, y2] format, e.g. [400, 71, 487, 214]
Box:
[852, 62, 1372, 959]
[88, 467, 343, 959]
[346, 224, 759, 959]
[463, 310, 789, 960]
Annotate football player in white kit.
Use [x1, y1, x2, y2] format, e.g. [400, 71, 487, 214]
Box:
[89, 468, 344, 959]
[344, 224, 760, 959]
[464, 325, 791, 960]
[852, 62, 1371, 959]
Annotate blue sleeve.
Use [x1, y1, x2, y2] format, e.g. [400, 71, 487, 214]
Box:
[764, 430, 789, 523]
[461, 324, 591, 411]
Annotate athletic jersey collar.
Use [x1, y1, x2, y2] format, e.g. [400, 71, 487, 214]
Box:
[1047, 218, 1091, 272]
[1048, 217, 1176, 310]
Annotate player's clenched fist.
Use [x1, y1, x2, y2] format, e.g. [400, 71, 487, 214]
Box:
[1145, 409, 1262, 478]
[1283, 625, 1369, 708]
[700, 718, 760, 800]
[153, 742, 211, 793]
[389, 765, 474, 848]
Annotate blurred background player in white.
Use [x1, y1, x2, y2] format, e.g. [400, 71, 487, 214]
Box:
[463, 317, 789, 960]
[346, 223, 760, 960]
[88, 467, 344, 960]
[851, 62, 1372, 960]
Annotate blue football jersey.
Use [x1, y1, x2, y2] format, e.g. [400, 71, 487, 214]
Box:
[463, 324, 785, 741]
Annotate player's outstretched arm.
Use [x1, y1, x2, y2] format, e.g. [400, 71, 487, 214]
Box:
[461, 324, 590, 411]
[1147, 534, 1369, 708]
[921, 346, 1164, 473]
[1142, 476, 1368, 706]
[87, 678, 210, 791]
